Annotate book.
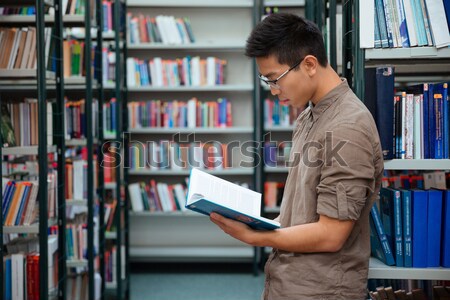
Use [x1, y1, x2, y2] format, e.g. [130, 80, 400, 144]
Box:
[185, 168, 280, 230]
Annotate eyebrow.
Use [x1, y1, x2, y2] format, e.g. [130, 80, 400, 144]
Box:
[261, 71, 276, 79]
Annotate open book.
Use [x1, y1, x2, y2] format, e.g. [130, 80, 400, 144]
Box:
[185, 168, 280, 230]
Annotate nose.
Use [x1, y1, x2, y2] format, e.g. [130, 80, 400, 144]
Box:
[270, 86, 281, 96]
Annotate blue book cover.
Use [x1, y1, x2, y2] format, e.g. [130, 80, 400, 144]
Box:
[375, 0, 390, 48]
[412, 189, 428, 268]
[392, 188, 404, 267]
[370, 204, 396, 266]
[374, 8, 382, 48]
[5, 256, 11, 300]
[444, 0, 450, 30]
[427, 189, 443, 267]
[396, 0, 410, 47]
[399, 189, 412, 267]
[376, 67, 395, 159]
[429, 84, 436, 159]
[433, 92, 444, 159]
[186, 168, 280, 231]
[435, 83, 449, 159]
[442, 190, 450, 267]
[380, 188, 395, 250]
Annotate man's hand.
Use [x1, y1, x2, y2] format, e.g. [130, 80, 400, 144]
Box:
[210, 213, 262, 246]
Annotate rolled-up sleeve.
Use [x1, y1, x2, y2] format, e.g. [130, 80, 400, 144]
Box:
[316, 123, 376, 221]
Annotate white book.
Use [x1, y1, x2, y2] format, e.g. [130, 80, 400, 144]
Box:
[128, 183, 144, 212]
[359, 0, 375, 48]
[405, 93, 414, 159]
[126, 57, 136, 87]
[174, 184, 187, 212]
[424, 0, 450, 48]
[72, 160, 85, 200]
[153, 57, 164, 87]
[187, 98, 197, 128]
[206, 57, 216, 86]
[420, 94, 424, 159]
[155, 15, 170, 44]
[403, 0, 418, 46]
[401, 92, 407, 159]
[11, 253, 25, 300]
[186, 168, 280, 230]
[7, 30, 21, 69]
[190, 56, 200, 86]
[47, 102, 53, 145]
[156, 182, 172, 212]
[413, 95, 422, 159]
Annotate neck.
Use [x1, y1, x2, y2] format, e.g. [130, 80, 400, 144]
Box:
[310, 65, 342, 105]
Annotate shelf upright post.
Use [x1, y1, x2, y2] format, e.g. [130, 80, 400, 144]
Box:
[253, 0, 263, 276]
[54, 0, 67, 298]
[353, 0, 365, 100]
[114, 0, 123, 297]
[84, 0, 95, 298]
[329, 0, 337, 72]
[342, 0, 353, 88]
[95, 0, 105, 298]
[122, 0, 130, 296]
[37, 0, 49, 299]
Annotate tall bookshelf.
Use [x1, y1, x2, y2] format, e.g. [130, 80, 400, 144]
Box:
[125, 0, 259, 267]
[0, 0, 64, 299]
[354, 0, 450, 284]
[100, 0, 129, 299]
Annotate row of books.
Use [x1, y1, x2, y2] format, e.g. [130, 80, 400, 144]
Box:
[2, 100, 53, 147]
[65, 157, 98, 201]
[0, 27, 52, 70]
[101, 47, 115, 84]
[63, 40, 89, 78]
[263, 141, 292, 168]
[66, 224, 88, 261]
[65, 97, 99, 140]
[365, 67, 450, 159]
[2, 171, 57, 226]
[127, 141, 232, 171]
[126, 56, 227, 87]
[128, 181, 187, 212]
[104, 245, 126, 284]
[128, 98, 233, 129]
[264, 181, 285, 209]
[102, 98, 118, 137]
[104, 200, 117, 232]
[127, 13, 195, 45]
[368, 285, 450, 300]
[264, 98, 303, 128]
[3, 236, 58, 300]
[370, 187, 450, 268]
[382, 170, 449, 190]
[372, 0, 450, 48]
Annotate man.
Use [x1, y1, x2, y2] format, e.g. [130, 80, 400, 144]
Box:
[210, 13, 384, 300]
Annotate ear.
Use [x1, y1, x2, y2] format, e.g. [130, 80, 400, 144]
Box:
[303, 55, 318, 77]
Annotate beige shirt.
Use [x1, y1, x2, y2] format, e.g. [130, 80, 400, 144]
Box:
[263, 79, 384, 300]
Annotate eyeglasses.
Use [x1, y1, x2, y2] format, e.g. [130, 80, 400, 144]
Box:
[259, 60, 303, 89]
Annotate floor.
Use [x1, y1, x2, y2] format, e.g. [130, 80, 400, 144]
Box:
[129, 262, 265, 300]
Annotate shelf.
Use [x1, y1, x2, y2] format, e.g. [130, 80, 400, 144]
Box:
[128, 168, 253, 176]
[127, 84, 253, 92]
[105, 282, 117, 289]
[264, 0, 306, 6]
[103, 132, 117, 139]
[264, 207, 281, 214]
[65, 138, 99, 146]
[64, 30, 116, 40]
[365, 47, 450, 60]
[264, 166, 289, 173]
[384, 159, 450, 170]
[3, 219, 57, 234]
[264, 126, 295, 132]
[2, 145, 57, 156]
[128, 127, 253, 134]
[65, 199, 88, 206]
[127, 0, 253, 8]
[127, 42, 245, 50]
[105, 231, 117, 239]
[0, 69, 55, 79]
[104, 182, 117, 189]
[130, 246, 254, 260]
[1, 0, 54, 5]
[66, 259, 88, 268]
[368, 257, 450, 280]
[129, 211, 199, 217]
[0, 15, 85, 26]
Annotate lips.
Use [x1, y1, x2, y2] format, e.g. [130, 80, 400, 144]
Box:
[279, 99, 290, 103]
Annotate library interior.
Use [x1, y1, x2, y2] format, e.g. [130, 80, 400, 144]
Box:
[1, 0, 450, 299]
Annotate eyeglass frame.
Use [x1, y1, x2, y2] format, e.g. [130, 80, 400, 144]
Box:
[258, 59, 303, 89]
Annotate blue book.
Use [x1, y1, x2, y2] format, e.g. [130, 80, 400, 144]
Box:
[185, 168, 280, 231]
[380, 188, 395, 250]
[442, 190, 450, 267]
[429, 84, 436, 159]
[392, 188, 404, 267]
[435, 83, 449, 159]
[5, 256, 11, 300]
[375, 0, 390, 48]
[427, 189, 443, 267]
[14, 183, 31, 225]
[444, 0, 450, 30]
[370, 204, 396, 266]
[397, 0, 410, 47]
[412, 189, 428, 268]
[399, 189, 412, 267]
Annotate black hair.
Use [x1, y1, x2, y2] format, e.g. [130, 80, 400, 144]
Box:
[245, 13, 328, 68]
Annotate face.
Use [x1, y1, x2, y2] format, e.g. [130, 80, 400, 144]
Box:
[256, 55, 316, 108]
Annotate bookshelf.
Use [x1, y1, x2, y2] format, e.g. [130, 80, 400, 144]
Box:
[0, 0, 65, 299]
[354, 0, 450, 290]
[125, 0, 258, 267]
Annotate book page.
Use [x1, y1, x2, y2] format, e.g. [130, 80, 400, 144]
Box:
[187, 168, 261, 216]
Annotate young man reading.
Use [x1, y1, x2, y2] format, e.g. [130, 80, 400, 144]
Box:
[210, 13, 384, 300]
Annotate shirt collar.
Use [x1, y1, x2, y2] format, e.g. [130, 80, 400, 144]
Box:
[310, 78, 350, 121]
